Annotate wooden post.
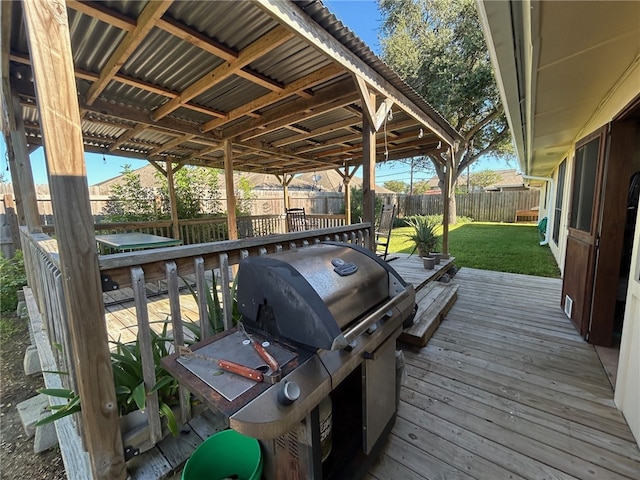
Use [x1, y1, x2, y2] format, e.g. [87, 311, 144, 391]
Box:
[442, 149, 453, 255]
[278, 173, 294, 211]
[1, 81, 42, 233]
[362, 95, 377, 247]
[2, 194, 20, 257]
[337, 166, 354, 225]
[224, 139, 238, 240]
[21, 1, 125, 478]
[166, 161, 180, 240]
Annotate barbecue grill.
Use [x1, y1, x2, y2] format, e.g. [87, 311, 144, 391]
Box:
[164, 242, 416, 480]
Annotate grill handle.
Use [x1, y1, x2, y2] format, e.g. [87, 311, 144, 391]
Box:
[332, 289, 410, 350]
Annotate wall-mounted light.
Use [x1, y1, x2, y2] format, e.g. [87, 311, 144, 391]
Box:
[418, 128, 424, 139]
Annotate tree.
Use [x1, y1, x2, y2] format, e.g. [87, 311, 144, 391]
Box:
[379, 0, 513, 223]
[236, 175, 255, 216]
[350, 186, 382, 224]
[469, 169, 501, 191]
[155, 166, 222, 219]
[412, 180, 432, 194]
[102, 165, 158, 222]
[383, 180, 409, 193]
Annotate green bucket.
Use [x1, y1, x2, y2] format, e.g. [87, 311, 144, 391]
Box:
[182, 429, 263, 480]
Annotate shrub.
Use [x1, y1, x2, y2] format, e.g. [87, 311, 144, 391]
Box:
[0, 250, 27, 313]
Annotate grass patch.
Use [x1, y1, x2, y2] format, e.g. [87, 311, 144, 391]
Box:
[389, 221, 560, 278]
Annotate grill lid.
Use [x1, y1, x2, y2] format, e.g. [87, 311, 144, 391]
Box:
[236, 243, 390, 350]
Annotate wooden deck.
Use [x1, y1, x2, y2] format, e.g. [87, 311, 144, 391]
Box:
[368, 267, 640, 480]
[108, 262, 640, 479]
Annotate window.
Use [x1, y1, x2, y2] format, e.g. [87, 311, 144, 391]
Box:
[552, 160, 566, 245]
[569, 138, 600, 232]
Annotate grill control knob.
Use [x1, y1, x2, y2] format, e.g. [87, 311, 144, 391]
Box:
[278, 381, 301, 406]
[366, 323, 378, 335]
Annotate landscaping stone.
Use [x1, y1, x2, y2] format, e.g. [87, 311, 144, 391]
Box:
[17, 394, 60, 453]
[23, 345, 42, 376]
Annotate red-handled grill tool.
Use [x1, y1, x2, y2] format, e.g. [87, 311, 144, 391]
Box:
[238, 323, 280, 373]
[178, 345, 264, 382]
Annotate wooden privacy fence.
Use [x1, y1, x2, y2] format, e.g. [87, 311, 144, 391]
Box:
[379, 190, 541, 222]
[20, 223, 371, 477]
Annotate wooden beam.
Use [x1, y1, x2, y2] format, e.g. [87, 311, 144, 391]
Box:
[67, 2, 288, 98]
[374, 98, 394, 132]
[11, 52, 228, 119]
[200, 64, 343, 132]
[155, 16, 237, 61]
[362, 90, 376, 246]
[238, 94, 359, 142]
[254, 0, 460, 147]
[296, 119, 417, 155]
[307, 126, 426, 158]
[337, 166, 356, 225]
[148, 133, 195, 156]
[85, 1, 172, 105]
[153, 25, 294, 121]
[353, 74, 376, 127]
[271, 116, 360, 147]
[21, 1, 125, 478]
[224, 140, 238, 240]
[66, 0, 137, 33]
[2, 82, 42, 232]
[1, 1, 12, 82]
[222, 78, 358, 140]
[166, 161, 180, 240]
[442, 148, 453, 255]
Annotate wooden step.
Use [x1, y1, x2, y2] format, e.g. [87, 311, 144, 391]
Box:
[400, 282, 459, 347]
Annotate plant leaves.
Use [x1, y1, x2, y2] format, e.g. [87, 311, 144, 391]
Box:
[131, 382, 147, 412]
[159, 403, 179, 437]
[37, 388, 76, 399]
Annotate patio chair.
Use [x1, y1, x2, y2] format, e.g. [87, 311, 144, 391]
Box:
[286, 207, 308, 232]
[375, 204, 396, 261]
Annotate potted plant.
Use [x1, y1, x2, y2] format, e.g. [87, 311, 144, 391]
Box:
[405, 215, 440, 258]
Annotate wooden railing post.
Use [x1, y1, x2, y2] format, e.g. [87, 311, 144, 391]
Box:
[21, 1, 125, 478]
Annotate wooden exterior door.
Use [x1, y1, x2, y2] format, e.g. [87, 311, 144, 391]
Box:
[562, 127, 608, 338]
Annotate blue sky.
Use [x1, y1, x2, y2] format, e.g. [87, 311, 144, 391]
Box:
[1, 1, 509, 187]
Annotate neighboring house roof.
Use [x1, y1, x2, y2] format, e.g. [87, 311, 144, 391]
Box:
[95, 164, 393, 193]
[477, 1, 640, 177]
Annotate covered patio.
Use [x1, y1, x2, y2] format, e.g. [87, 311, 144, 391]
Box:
[2, 1, 463, 477]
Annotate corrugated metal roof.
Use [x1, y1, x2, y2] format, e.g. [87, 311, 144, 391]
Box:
[6, 0, 461, 176]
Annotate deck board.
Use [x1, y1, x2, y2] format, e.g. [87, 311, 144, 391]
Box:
[106, 262, 640, 479]
[368, 267, 640, 480]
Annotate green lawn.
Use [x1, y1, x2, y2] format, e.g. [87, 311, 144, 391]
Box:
[389, 221, 561, 278]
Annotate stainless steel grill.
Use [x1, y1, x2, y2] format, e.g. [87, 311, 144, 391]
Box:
[166, 242, 416, 480]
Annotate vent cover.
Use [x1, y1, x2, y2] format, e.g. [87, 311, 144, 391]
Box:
[564, 295, 574, 318]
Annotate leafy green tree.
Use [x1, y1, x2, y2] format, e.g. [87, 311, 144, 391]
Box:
[102, 165, 158, 222]
[412, 180, 432, 195]
[384, 180, 409, 193]
[236, 175, 255, 216]
[350, 186, 383, 224]
[379, 0, 513, 222]
[469, 169, 501, 190]
[156, 166, 223, 219]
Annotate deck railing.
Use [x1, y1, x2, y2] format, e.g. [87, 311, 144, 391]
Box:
[20, 223, 369, 475]
[40, 214, 347, 244]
